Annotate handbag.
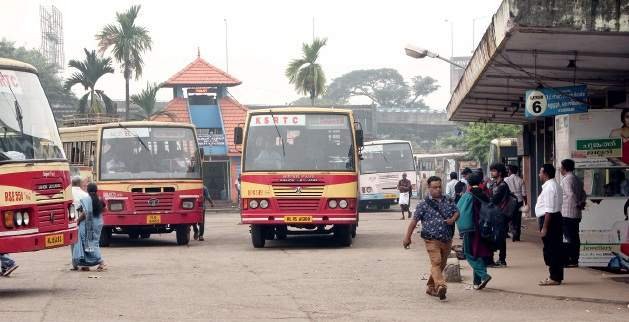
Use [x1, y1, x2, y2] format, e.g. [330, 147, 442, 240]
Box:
[455, 193, 475, 233]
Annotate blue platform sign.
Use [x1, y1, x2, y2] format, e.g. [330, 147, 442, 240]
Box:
[525, 85, 588, 118]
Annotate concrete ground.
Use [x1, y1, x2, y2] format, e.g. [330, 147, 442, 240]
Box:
[1, 210, 628, 322]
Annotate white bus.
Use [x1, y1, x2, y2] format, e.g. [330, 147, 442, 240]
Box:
[359, 140, 416, 210]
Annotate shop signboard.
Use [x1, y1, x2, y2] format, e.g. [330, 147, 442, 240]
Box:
[525, 85, 588, 118]
[555, 109, 629, 268]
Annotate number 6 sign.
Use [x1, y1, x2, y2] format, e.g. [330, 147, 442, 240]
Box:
[525, 90, 548, 117]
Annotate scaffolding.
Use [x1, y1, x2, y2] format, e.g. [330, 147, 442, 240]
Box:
[40, 5, 65, 71]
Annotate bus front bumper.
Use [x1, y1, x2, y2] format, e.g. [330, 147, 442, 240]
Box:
[0, 227, 78, 253]
[241, 213, 357, 225]
[103, 212, 203, 226]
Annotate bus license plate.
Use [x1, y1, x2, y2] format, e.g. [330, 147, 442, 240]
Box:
[147, 215, 161, 224]
[45, 233, 64, 248]
[384, 194, 397, 199]
[284, 216, 312, 223]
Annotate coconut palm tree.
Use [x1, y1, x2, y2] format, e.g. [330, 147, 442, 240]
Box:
[131, 82, 174, 120]
[96, 5, 152, 121]
[285, 37, 328, 105]
[65, 49, 115, 115]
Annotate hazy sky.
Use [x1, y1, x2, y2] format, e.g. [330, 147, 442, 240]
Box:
[1, 0, 501, 109]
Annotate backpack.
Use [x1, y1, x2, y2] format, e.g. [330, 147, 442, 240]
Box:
[454, 181, 467, 203]
[471, 194, 506, 249]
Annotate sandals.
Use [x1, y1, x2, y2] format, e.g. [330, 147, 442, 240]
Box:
[538, 278, 561, 286]
[96, 263, 108, 272]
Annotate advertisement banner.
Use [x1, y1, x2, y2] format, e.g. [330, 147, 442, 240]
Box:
[525, 85, 588, 118]
[555, 109, 629, 268]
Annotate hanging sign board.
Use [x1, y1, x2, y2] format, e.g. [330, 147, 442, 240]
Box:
[525, 85, 588, 118]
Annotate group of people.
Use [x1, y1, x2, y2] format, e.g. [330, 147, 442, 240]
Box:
[402, 159, 584, 300]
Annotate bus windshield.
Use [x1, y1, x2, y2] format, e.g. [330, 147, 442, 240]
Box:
[100, 127, 200, 180]
[361, 143, 415, 174]
[243, 113, 355, 171]
[0, 69, 65, 162]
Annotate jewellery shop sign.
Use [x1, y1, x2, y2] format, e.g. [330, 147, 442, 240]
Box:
[525, 85, 588, 118]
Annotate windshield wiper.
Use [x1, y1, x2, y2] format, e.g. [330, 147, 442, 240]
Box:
[118, 123, 150, 152]
[0, 71, 24, 135]
[268, 110, 286, 157]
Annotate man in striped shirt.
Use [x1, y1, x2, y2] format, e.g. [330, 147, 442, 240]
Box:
[560, 159, 583, 267]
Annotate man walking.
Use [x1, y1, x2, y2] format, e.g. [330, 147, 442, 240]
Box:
[397, 173, 413, 219]
[536, 164, 564, 286]
[403, 176, 459, 300]
[560, 159, 584, 267]
[505, 165, 527, 241]
[193, 186, 214, 241]
[445, 172, 459, 199]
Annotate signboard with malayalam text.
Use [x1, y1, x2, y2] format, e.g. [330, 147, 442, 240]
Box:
[525, 85, 588, 118]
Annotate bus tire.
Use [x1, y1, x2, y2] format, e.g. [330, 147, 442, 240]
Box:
[140, 233, 150, 239]
[334, 224, 352, 247]
[275, 226, 288, 240]
[176, 225, 190, 245]
[99, 228, 112, 247]
[351, 224, 357, 238]
[129, 232, 140, 240]
[251, 225, 266, 248]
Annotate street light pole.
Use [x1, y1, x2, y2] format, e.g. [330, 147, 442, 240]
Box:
[404, 45, 465, 69]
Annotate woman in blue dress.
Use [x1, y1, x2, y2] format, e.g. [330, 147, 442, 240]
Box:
[72, 183, 107, 271]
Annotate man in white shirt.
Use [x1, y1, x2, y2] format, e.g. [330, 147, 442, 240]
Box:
[535, 164, 564, 286]
[560, 159, 583, 267]
[71, 176, 89, 210]
[445, 172, 459, 199]
[505, 165, 528, 241]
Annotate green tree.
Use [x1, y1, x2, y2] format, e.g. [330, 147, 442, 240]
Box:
[440, 122, 521, 167]
[131, 82, 174, 120]
[286, 37, 327, 105]
[289, 96, 337, 106]
[0, 39, 76, 107]
[96, 5, 152, 121]
[64, 49, 115, 114]
[324, 68, 438, 109]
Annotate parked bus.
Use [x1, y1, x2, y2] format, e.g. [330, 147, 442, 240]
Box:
[487, 138, 519, 170]
[358, 140, 416, 210]
[235, 108, 363, 248]
[59, 121, 203, 246]
[0, 58, 78, 254]
[414, 152, 470, 180]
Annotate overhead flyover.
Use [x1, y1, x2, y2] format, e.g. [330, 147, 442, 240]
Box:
[446, 0, 629, 124]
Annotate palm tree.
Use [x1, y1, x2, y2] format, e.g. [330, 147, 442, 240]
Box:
[96, 5, 152, 121]
[285, 37, 328, 105]
[65, 49, 115, 115]
[131, 82, 174, 120]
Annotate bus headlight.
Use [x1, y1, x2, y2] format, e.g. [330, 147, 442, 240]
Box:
[249, 199, 259, 209]
[68, 205, 77, 220]
[109, 200, 124, 212]
[181, 199, 195, 209]
[259, 199, 269, 209]
[328, 199, 338, 209]
[14, 211, 23, 226]
[338, 199, 348, 209]
[23, 211, 30, 225]
[366, 187, 373, 193]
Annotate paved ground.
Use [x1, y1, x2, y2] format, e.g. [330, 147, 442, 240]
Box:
[1, 210, 628, 322]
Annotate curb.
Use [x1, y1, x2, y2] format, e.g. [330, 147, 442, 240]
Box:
[478, 285, 629, 305]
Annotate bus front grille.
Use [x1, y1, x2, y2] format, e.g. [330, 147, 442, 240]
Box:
[273, 186, 325, 198]
[36, 202, 68, 232]
[132, 193, 174, 213]
[277, 199, 320, 211]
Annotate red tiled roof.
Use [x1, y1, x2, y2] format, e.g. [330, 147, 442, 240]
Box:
[151, 97, 191, 123]
[163, 57, 241, 87]
[219, 96, 247, 156]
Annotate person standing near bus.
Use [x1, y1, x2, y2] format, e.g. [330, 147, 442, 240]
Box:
[72, 183, 107, 271]
[505, 165, 527, 241]
[560, 159, 584, 267]
[489, 163, 511, 267]
[397, 173, 412, 219]
[537, 164, 564, 286]
[193, 186, 214, 241]
[445, 172, 459, 199]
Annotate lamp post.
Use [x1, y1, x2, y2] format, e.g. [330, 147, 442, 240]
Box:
[404, 45, 465, 68]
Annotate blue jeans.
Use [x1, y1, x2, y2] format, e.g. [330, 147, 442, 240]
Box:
[0, 253, 15, 269]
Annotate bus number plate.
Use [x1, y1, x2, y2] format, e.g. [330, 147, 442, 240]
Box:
[147, 215, 161, 224]
[384, 194, 397, 199]
[45, 233, 64, 248]
[284, 216, 312, 223]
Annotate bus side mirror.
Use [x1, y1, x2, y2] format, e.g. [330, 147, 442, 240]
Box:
[355, 129, 364, 147]
[234, 127, 243, 145]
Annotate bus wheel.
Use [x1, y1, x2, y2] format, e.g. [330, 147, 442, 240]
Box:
[176, 225, 190, 245]
[334, 225, 352, 247]
[383, 204, 391, 210]
[251, 225, 266, 248]
[100, 228, 112, 247]
[129, 232, 140, 240]
[140, 233, 150, 239]
[351, 224, 357, 238]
